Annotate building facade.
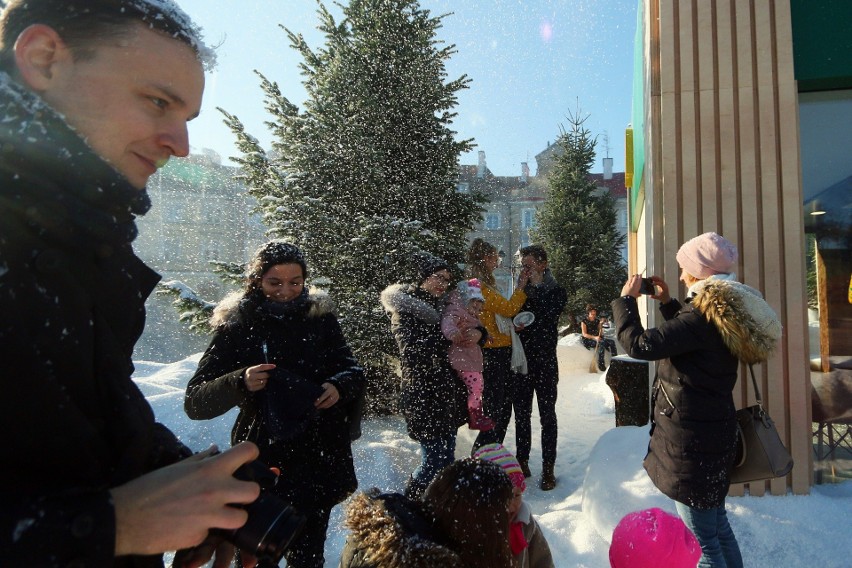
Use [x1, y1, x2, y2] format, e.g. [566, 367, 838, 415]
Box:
[133, 151, 266, 362]
[463, 149, 628, 295]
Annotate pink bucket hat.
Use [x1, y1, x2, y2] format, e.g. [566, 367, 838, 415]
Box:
[473, 443, 526, 492]
[609, 508, 701, 568]
[675, 232, 738, 279]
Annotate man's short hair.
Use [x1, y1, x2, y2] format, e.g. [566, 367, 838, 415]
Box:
[0, 0, 214, 73]
[519, 244, 548, 263]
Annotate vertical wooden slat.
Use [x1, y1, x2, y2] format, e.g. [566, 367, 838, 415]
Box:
[773, 0, 813, 494]
[697, 0, 719, 230]
[716, 1, 740, 242]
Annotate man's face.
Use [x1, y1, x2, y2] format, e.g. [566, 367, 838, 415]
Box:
[521, 255, 547, 276]
[37, 24, 204, 189]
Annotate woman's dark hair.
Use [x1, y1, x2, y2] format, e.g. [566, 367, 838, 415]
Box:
[586, 304, 597, 313]
[244, 240, 307, 297]
[423, 458, 513, 568]
[465, 238, 498, 287]
[0, 0, 211, 73]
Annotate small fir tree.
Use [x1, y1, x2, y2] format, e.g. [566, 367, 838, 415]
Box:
[221, 0, 482, 412]
[531, 110, 626, 328]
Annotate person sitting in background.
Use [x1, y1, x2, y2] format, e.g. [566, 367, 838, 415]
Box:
[442, 278, 494, 431]
[474, 443, 555, 568]
[609, 507, 701, 568]
[338, 458, 515, 568]
[580, 305, 618, 371]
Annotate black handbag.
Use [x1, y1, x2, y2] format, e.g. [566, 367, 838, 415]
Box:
[729, 365, 794, 484]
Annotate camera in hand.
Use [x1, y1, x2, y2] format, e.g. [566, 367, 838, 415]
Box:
[639, 277, 656, 295]
[219, 459, 306, 563]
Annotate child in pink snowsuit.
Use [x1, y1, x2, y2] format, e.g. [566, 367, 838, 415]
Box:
[442, 278, 495, 431]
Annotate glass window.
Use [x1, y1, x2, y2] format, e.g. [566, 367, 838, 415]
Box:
[457, 182, 469, 193]
[484, 212, 501, 230]
[799, 89, 852, 371]
[521, 208, 536, 229]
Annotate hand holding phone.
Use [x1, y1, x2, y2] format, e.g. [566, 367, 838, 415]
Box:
[639, 277, 656, 295]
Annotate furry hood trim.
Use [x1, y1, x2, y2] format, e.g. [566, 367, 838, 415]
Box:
[690, 279, 782, 364]
[380, 283, 441, 325]
[343, 490, 464, 568]
[209, 288, 335, 328]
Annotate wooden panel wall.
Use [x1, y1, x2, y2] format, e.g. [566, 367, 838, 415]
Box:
[643, 0, 812, 494]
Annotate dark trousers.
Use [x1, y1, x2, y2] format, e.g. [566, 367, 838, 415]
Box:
[581, 337, 618, 369]
[282, 503, 332, 568]
[512, 354, 559, 465]
[474, 347, 514, 451]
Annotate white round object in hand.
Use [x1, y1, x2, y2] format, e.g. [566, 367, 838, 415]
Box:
[513, 311, 535, 327]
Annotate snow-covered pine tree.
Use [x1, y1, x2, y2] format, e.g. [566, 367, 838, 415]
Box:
[531, 111, 626, 328]
[221, 0, 482, 412]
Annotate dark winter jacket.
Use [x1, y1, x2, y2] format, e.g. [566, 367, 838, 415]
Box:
[517, 270, 567, 362]
[0, 72, 190, 567]
[185, 289, 364, 509]
[611, 277, 782, 508]
[338, 490, 465, 568]
[380, 284, 467, 441]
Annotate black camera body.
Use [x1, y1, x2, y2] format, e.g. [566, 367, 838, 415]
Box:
[639, 277, 656, 295]
[220, 460, 306, 563]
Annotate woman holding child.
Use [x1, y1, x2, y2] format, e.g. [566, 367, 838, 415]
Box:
[380, 254, 468, 499]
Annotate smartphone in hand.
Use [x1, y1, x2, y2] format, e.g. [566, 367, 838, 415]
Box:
[639, 278, 656, 295]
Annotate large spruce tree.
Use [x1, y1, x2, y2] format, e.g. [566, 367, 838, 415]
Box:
[532, 112, 626, 327]
[221, 0, 481, 410]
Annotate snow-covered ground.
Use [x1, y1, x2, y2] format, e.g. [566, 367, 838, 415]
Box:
[135, 339, 852, 567]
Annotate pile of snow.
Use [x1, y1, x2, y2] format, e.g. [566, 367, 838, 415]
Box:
[136, 351, 852, 567]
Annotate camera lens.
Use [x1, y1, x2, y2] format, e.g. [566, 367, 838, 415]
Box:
[222, 460, 307, 563]
[229, 493, 306, 562]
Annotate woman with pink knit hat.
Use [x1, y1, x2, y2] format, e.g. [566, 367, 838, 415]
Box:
[474, 443, 555, 568]
[610, 232, 782, 568]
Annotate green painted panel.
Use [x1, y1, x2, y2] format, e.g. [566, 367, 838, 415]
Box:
[791, 0, 852, 91]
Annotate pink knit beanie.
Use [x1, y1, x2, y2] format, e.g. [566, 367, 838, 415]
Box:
[675, 232, 738, 279]
[473, 443, 526, 492]
[609, 508, 701, 568]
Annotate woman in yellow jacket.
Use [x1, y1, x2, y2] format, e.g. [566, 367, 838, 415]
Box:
[466, 238, 530, 451]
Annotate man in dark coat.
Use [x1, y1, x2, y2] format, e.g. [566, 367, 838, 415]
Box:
[513, 245, 567, 491]
[0, 2, 259, 566]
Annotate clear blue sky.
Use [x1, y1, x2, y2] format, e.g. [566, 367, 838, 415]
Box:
[180, 0, 637, 177]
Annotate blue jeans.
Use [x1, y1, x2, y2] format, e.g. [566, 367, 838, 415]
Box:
[675, 501, 743, 568]
[413, 435, 456, 489]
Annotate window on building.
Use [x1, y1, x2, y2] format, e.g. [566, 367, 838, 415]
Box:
[799, 89, 852, 371]
[521, 208, 536, 229]
[484, 212, 501, 230]
[457, 182, 469, 193]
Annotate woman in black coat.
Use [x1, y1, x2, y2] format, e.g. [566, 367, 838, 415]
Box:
[185, 241, 365, 568]
[611, 233, 781, 568]
[379, 255, 467, 499]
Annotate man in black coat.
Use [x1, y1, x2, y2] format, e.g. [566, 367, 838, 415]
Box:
[513, 245, 567, 491]
[0, 2, 259, 566]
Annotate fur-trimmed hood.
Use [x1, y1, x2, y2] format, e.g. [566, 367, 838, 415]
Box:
[690, 278, 782, 364]
[341, 490, 464, 568]
[209, 287, 335, 328]
[380, 283, 442, 325]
